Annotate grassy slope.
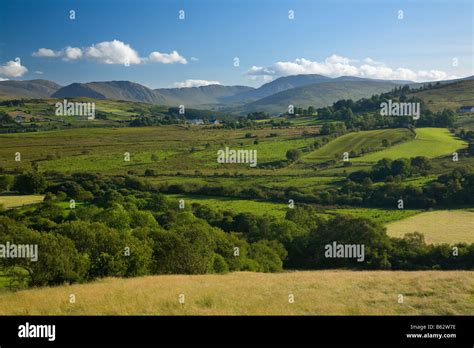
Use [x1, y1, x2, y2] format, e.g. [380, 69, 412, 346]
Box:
[410, 80, 474, 112]
[352, 128, 466, 163]
[386, 210, 474, 244]
[0, 271, 472, 315]
[304, 128, 414, 162]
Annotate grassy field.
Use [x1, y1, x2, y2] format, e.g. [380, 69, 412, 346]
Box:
[0, 271, 472, 315]
[0, 125, 314, 174]
[304, 128, 414, 162]
[0, 194, 44, 208]
[327, 208, 422, 225]
[386, 210, 474, 244]
[169, 194, 289, 217]
[352, 128, 466, 163]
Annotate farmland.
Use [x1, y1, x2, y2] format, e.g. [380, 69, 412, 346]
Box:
[386, 210, 474, 244]
[303, 128, 415, 162]
[352, 128, 466, 163]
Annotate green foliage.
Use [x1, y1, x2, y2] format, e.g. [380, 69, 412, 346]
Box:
[0, 175, 14, 192]
[286, 149, 303, 161]
[13, 172, 47, 194]
[212, 253, 229, 273]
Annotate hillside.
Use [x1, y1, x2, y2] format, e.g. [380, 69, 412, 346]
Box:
[409, 79, 474, 112]
[303, 128, 415, 162]
[0, 271, 472, 315]
[0, 79, 61, 98]
[155, 84, 254, 107]
[52, 81, 168, 104]
[224, 74, 333, 103]
[234, 80, 399, 115]
[352, 128, 466, 163]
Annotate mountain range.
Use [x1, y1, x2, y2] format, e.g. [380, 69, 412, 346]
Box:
[0, 75, 472, 115]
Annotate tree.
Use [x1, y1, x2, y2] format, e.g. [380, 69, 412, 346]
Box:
[0, 174, 14, 192]
[248, 240, 285, 272]
[286, 149, 303, 162]
[468, 143, 474, 156]
[13, 172, 47, 194]
[97, 204, 131, 230]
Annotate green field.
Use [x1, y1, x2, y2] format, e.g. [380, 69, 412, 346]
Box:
[386, 210, 474, 244]
[352, 128, 466, 163]
[168, 194, 289, 217]
[304, 128, 415, 162]
[0, 271, 472, 315]
[327, 208, 422, 224]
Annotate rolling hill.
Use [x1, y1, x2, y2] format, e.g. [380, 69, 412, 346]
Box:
[155, 84, 254, 107]
[223, 74, 333, 103]
[0, 79, 61, 98]
[408, 79, 474, 112]
[51, 81, 168, 104]
[234, 80, 400, 115]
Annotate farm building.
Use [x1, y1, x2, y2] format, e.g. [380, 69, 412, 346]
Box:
[188, 118, 204, 125]
[459, 106, 474, 113]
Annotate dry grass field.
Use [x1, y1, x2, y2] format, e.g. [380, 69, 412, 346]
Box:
[386, 210, 474, 244]
[0, 194, 44, 209]
[0, 271, 472, 315]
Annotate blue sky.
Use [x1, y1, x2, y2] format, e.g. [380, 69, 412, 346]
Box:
[0, 0, 472, 88]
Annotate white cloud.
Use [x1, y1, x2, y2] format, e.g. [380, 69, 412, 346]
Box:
[85, 40, 141, 64]
[0, 59, 28, 78]
[190, 57, 199, 62]
[174, 79, 220, 88]
[32, 40, 187, 65]
[149, 50, 187, 64]
[247, 54, 456, 82]
[32, 48, 58, 57]
[35, 71, 44, 74]
[63, 46, 83, 60]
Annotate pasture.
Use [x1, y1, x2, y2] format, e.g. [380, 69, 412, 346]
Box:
[386, 210, 474, 244]
[303, 128, 415, 162]
[352, 128, 466, 163]
[168, 194, 288, 217]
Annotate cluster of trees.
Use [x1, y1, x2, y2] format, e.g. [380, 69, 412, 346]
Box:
[284, 207, 473, 270]
[314, 167, 474, 208]
[313, 86, 457, 133]
[1, 170, 473, 288]
[348, 157, 432, 183]
[0, 187, 287, 287]
[0, 172, 47, 194]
